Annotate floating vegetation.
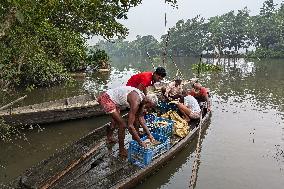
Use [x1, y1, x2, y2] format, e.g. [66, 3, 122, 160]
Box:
[192, 63, 222, 72]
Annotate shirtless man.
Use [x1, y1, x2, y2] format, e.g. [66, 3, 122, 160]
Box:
[97, 86, 158, 157]
[163, 78, 183, 101]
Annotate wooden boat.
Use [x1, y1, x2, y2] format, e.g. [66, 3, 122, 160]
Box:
[10, 108, 211, 189]
[0, 94, 106, 126]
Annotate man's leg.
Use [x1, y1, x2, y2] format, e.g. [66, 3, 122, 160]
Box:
[106, 118, 117, 143]
[107, 107, 121, 143]
[177, 103, 192, 122]
[110, 111, 127, 157]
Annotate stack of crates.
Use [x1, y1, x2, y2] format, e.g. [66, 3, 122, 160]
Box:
[151, 117, 174, 137]
[157, 101, 177, 114]
[128, 133, 170, 168]
[127, 114, 174, 167]
[144, 113, 156, 126]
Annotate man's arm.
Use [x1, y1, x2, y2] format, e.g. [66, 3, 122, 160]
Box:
[137, 105, 154, 142]
[127, 91, 146, 147]
[164, 86, 171, 98]
[136, 83, 147, 95]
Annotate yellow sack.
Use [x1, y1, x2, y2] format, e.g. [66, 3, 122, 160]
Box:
[161, 110, 189, 138]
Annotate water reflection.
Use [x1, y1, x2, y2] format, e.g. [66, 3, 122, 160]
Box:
[0, 57, 284, 187]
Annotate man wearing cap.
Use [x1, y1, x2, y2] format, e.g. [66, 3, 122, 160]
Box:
[97, 86, 158, 157]
[126, 67, 167, 94]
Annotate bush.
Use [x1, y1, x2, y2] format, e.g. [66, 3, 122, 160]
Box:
[19, 53, 70, 87]
[86, 48, 110, 68]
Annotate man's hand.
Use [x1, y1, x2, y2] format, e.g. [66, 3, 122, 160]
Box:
[148, 134, 155, 143]
[169, 100, 179, 105]
[140, 141, 147, 148]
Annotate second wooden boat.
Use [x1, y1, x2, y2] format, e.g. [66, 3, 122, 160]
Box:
[0, 94, 106, 126]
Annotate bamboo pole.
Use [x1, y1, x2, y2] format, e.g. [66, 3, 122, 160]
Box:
[0, 95, 27, 110]
[189, 109, 203, 188]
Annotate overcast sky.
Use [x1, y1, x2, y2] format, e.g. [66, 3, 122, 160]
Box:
[88, 0, 283, 45]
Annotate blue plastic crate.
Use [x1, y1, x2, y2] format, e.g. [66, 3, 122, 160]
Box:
[144, 113, 156, 125]
[157, 101, 177, 114]
[152, 117, 174, 137]
[128, 133, 170, 168]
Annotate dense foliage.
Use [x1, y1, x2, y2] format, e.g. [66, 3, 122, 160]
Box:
[97, 0, 284, 59]
[0, 0, 177, 89]
[96, 35, 161, 57]
[87, 48, 110, 69]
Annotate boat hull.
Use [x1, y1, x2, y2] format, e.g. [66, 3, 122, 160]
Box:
[10, 111, 211, 189]
[0, 94, 105, 126]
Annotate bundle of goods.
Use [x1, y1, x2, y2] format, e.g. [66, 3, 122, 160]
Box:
[161, 110, 189, 138]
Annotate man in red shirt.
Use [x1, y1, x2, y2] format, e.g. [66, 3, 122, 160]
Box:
[189, 82, 211, 112]
[126, 67, 167, 94]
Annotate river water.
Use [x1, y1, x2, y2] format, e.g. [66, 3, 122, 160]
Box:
[0, 57, 283, 189]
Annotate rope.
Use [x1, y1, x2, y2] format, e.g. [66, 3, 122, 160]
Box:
[169, 54, 184, 80]
[146, 52, 156, 70]
[162, 31, 170, 67]
[197, 54, 203, 79]
[189, 109, 203, 188]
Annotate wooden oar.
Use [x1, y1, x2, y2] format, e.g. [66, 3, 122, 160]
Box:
[0, 95, 27, 110]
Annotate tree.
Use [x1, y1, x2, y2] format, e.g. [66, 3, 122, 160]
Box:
[254, 0, 279, 49]
[162, 16, 206, 56]
[0, 0, 178, 88]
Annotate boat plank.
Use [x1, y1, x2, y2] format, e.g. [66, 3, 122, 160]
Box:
[0, 94, 110, 126]
[12, 122, 110, 188]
